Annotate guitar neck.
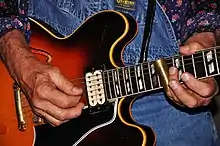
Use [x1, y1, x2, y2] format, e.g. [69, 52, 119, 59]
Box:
[101, 47, 220, 101]
[83, 47, 220, 110]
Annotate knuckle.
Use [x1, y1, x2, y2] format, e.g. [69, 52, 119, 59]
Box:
[60, 98, 70, 108]
[56, 111, 67, 121]
[73, 110, 82, 118]
[64, 82, 74, 91]
[53, 120, 62, 126]
[202, 87, 212, 97]
[35, 85, 48, 99]
[59, 97, 80, 109]
[194, 43, 201, 49]
[72, 107, 83, 118]
[31, 98, 41, 108]
[34, 73, 47, 84]
[47, 67, 62, 81]
[191, 42, 203, 50]
[186, 100, 198, 108]
[35, 85, 44, 95]
[203, 99, 211, 106]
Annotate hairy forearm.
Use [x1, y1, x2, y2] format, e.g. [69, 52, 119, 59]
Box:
[0, 30, 36, 83]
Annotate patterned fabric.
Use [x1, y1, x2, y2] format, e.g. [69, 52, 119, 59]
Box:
[160, 0, 220, 43]
[0, 0, 219, 43]
[0, 0, 30, 41]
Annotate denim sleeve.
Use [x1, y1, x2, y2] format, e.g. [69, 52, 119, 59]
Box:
[0, 0, 30, 42]
[180, 1, 220, 42]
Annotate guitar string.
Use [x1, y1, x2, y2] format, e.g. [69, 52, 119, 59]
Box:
[20, 52, 220, 106]
[14, 45, 220, 123]
[68, 50, 220, 84]
[19, 46, 220, 110]
[30, 45, 220, 85]
[20, 56, 211, 109]
[21, 54, 220, 115]
[67, 51, 220, 88]
[64, 46, 220, 82]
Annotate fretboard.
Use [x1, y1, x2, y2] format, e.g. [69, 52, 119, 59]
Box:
[102, 47, 220, 101]
[84, 47, 220, 108]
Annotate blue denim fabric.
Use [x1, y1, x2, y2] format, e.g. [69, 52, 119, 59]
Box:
[28, 0, 219, 145]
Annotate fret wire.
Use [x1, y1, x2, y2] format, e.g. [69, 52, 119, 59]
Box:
[141, 64, 147, 91]
[128, 67, 134, 93]
[192, 54, 197, 78]
[125, 68, 132, 94]
[174, 57, 182, 80]
[108, 64, 220, 102]
[171, 57, 176, 79]
[157, 74, 161, 87]
[101, 51, 219, 82]
[207, 51, 215, 74]
[109, 85, 164, 102]
[214, 49, 220, 74]
[122, 68, 128, 95]
[181, 55, 185, 72]
[116, 68, 122, 97]
[85, 50, 220, 94]
[148, 62, 153, 89]
[99, 56, 211, 84]
[112, 70, 118, 97]
[102, 72, 108, 100]
[80, 53, 218, 97]
[134, 65, 140, 92]
[85, 53, 220, 97]
[172, 56, 175, 66]
[106, 70, 113, 99]
[202, 51, 208, 77]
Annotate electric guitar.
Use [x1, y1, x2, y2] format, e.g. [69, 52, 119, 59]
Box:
[0, 10, 219, 146]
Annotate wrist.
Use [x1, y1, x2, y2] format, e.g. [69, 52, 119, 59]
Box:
[0, 30, 37, 83]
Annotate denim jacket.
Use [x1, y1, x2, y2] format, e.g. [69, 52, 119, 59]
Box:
[28, 0, 178, 63]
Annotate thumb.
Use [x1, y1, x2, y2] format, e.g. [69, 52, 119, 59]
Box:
[50, 70, 83, 95]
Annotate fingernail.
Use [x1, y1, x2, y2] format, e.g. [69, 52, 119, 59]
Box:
[181, 73, 189, 82]
[169, 67, 176, 75]
[169, 80, 178, 89]
[73, 86, 82, 92]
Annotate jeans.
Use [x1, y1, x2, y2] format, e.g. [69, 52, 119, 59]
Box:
[28, 0, 219, 145]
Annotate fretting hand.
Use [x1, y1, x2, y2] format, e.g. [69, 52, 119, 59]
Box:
[167, 32, 219, 108]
